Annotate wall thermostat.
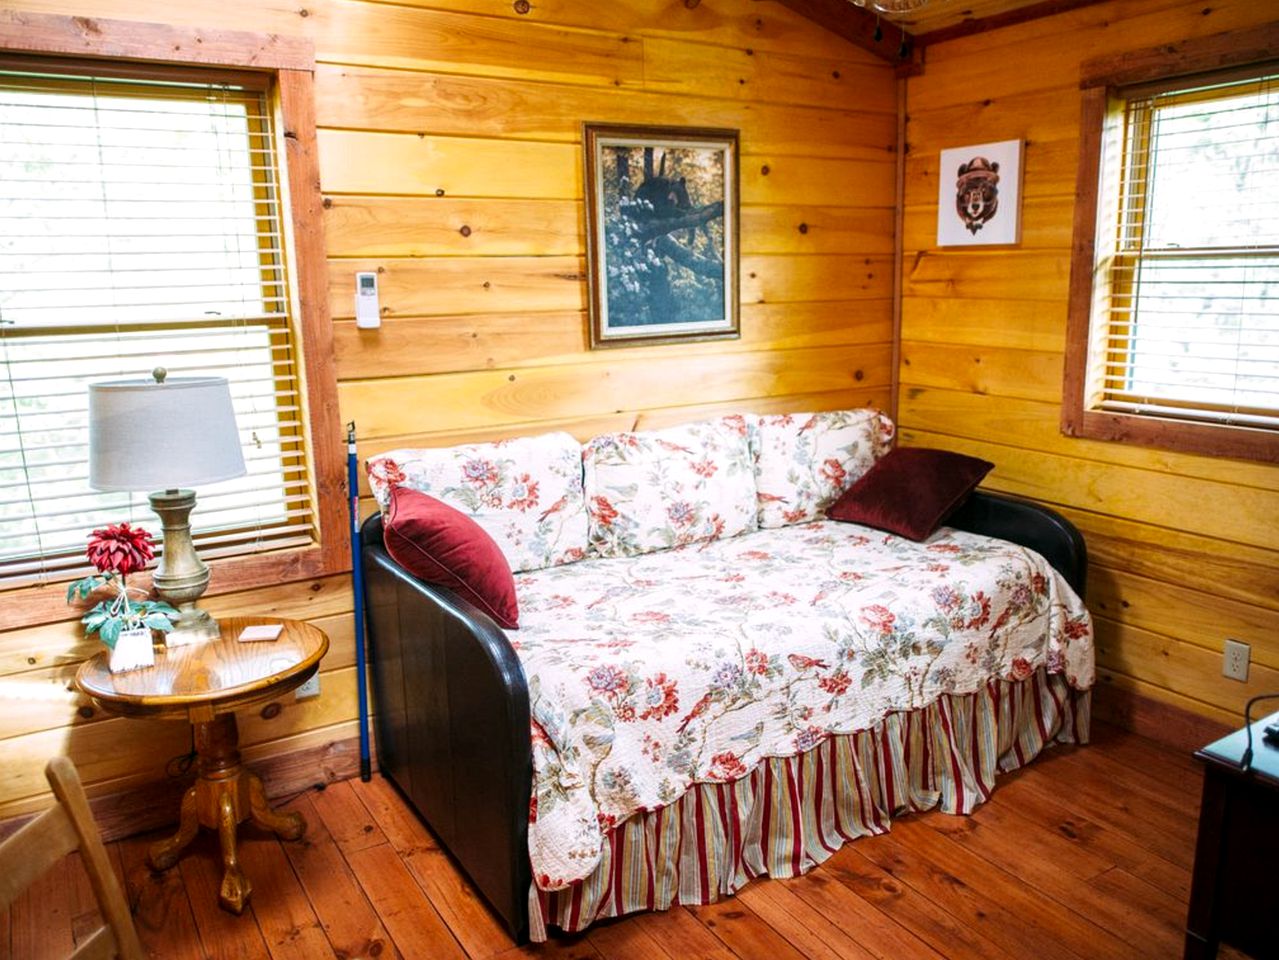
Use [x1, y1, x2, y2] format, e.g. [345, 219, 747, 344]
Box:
[355, 271, 381, 329]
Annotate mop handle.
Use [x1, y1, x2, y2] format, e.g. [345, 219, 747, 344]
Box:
[348, 421, 372, 781]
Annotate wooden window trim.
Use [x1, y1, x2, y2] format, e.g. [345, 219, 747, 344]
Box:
[1062, 22, 1279, 464]
[0, 12, 346, 630]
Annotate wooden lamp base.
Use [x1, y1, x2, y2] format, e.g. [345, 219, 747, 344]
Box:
[147, 713, 306, 914]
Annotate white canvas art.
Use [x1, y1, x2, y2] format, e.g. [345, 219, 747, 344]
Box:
[937, 139, 1023, 246]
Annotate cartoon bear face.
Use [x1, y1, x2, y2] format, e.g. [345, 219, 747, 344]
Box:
[955, 157, 1000, 235]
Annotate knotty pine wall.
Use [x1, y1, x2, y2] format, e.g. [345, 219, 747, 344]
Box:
[0, 0, 896, 821]
[898, 0, 1279, 738]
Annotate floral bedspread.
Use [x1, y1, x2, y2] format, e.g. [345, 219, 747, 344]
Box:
[509, 520, 1094, 890]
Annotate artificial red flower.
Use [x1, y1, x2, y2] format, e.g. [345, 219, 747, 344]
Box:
[86, 522, 154, 576]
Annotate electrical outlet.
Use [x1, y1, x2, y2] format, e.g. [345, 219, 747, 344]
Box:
[295, 674, 321, 700]
[1223, 639, 1250, 682]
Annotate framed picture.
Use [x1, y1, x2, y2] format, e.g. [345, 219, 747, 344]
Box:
[936, 139, 1023, 246]
[584, 123, 740, 348]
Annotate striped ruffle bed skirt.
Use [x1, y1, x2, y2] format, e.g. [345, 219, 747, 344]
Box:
[529, 666, 1090, 940]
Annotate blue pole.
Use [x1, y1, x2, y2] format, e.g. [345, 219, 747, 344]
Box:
[347, 421, 372, 781]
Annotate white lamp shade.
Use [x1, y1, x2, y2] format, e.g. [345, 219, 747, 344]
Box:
[89, 377, 248, 492]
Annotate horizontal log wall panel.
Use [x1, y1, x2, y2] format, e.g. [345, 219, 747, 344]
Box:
[1057, 508, 1279, 615]
[324, 197, 583, 259]
[742, 155, 895, 206]
[327, 254, 892, 320]
[344, 344, 893, 439]
[1088, 569, 1279, 672]
[314, 64, 896, 159]
[900, 427, 1279, 553]
[1093, 670, 1239, 733]
[900, 0, 1279, 725]
[0, 0, 895, 817]
[904, 251, 1070, 303]
[907, 0, 1265, 112]
[900, 343, 1064, 403]
[369, 0, 871, 59]
[323, 198, 894, 261]
[328, 256, 587, 319]
[319, 132, 897, 204]
[900, 296, 1068, 352]
[334, 302, 892, 380]
[639, 36, 896, 112]
[1094, 617, 1279, 717]
[15, 0, 645, 84]
[902, 197, 1075, 252]
[318, 131, 580, 200]
[899, 388, 1279, 492]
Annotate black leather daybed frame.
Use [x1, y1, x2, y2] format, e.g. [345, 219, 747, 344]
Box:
[359, 490, 1088, 943]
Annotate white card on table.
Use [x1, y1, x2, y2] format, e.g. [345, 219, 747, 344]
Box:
[238, 624, 283, 643]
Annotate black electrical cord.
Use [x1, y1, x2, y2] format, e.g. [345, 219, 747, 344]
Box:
[1239, 692, 1279, 771]
[165, 727, 198, 779]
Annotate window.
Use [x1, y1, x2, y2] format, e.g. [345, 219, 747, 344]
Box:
[1064, 31, 1279, 463]
[0, 16, 343, 607]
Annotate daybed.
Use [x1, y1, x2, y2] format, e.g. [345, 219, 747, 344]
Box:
[360, 411, 1094, 943]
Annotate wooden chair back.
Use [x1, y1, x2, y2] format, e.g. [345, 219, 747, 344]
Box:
[0, 756, 144, 960]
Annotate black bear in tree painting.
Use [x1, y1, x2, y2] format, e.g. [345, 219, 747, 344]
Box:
[585, 125, 739, 347]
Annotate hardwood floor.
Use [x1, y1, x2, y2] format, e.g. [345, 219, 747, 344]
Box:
[4, 723, 1234, 960]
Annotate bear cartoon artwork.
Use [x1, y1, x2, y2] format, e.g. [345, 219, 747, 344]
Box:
[955, 156, 1000, 235]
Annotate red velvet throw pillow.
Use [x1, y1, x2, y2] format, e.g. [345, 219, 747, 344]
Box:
[382, 485, 519, 629]
[826, 447, 994, 542]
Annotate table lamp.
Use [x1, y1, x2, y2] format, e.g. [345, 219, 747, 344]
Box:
[88, 369, 247, 644]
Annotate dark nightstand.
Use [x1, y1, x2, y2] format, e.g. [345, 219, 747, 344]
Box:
[1184, 711, 1279, 959]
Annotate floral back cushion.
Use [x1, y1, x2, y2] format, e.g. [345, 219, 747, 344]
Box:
[754, 408, 895, 528]
[582, 415, 758, 558]
[367, 432, 589, 573]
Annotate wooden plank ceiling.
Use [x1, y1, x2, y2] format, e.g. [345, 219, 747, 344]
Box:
[775, 0, 1109, 66]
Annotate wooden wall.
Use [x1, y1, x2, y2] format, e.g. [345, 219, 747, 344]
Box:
[0, 0, 896, 821]
[898, 0, 1279, 739]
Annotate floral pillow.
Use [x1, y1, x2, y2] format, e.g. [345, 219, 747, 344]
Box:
[366, 432, 588, 574]
[582, 415, 758, 558]
[753, 408, 895, 528]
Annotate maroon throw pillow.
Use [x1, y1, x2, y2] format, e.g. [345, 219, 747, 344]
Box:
[382, 485, 519, 629]
[826, 447, 994, 542]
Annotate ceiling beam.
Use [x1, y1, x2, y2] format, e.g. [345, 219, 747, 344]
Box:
[773, 0, 923, 73]
[913, 0, 1111, 47]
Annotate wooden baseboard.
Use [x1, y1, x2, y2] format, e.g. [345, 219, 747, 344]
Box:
[1091, 684, 1234, 756]
[0, 734, 369, 844]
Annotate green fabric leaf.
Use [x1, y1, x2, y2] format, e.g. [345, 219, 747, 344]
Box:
[100, 619, 121, 649]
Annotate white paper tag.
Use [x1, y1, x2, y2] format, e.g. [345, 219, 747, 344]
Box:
[238, 623, 283, 643]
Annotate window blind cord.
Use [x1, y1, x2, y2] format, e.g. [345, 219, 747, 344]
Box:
[0, 314, 50, 580]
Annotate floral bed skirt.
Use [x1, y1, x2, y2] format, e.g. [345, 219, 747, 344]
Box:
[529, 667, 1089, 940]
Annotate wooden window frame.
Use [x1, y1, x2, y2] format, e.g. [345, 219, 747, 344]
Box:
[1062, 22, 1279, 464]
[0, 11, 346, 629]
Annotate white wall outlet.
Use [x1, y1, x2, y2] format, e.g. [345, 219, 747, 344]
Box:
[295, 674, 321, 700]
[1223, 639, 1250, 682]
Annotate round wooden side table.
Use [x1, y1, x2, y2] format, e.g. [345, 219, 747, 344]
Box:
[75, 616, 328, 914]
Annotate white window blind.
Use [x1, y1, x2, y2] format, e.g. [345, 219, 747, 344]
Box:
[1095, 70, 1279, 429]
[0, 64, 315, 585]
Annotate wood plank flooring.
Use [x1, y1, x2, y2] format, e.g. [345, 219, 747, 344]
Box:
[3, 723, 1238, 960]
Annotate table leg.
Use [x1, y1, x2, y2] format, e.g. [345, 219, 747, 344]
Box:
[148, 785, 199, 870]
[217, 790, 251, 914]
[144, 711, 307, 914]
[1184, 768, 1228, 960]
[248, 771, 306, 841]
